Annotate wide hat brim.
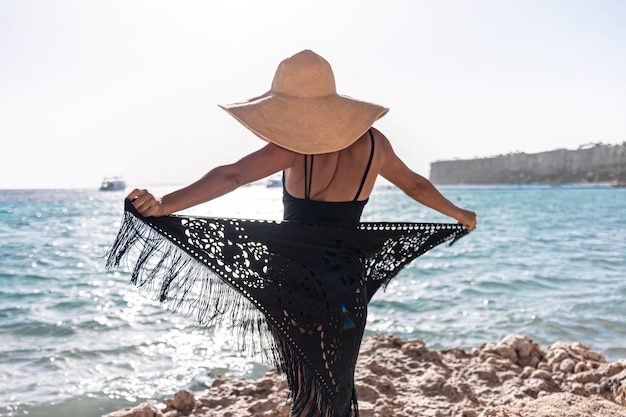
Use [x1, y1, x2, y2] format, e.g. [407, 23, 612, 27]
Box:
[219, 92, 389, 154]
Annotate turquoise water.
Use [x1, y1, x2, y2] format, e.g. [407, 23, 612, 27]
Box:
[1, 185, 624, 417]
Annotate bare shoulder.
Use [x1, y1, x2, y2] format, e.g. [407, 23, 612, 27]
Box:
[369, 127, 399, 163]
[373, 128, 420, 187]
[247, 143, 299, 167]
[369, 127, 394, 154]
[229, 143, 299, 185]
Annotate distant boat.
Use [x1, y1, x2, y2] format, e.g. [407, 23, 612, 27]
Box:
[99, 177, 126, 191]
[610, 180, 626, 188]
[266, 175, 283, 188]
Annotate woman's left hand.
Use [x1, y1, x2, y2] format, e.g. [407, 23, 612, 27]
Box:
[126, 188, 166, 217]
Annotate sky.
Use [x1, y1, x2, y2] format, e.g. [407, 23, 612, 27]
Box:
[1, 0, 625, 189]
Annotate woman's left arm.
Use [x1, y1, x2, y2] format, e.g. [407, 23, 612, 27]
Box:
[128, 143, 297, 216]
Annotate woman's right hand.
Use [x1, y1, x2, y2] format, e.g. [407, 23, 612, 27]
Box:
[126, 188, 166, 217]
[455, 208, 477, 232]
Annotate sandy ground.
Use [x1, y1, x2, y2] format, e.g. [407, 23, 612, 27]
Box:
[104, 333, 626, 417]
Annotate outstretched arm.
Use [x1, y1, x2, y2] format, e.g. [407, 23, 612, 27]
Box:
[127, 143, 297, 217]
[377, 130, 477, 231]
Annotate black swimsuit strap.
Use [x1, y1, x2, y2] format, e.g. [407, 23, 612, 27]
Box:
[353, 129, 375, 201]
[304, 154, 314, 199]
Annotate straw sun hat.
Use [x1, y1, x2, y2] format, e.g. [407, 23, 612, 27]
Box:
[219, 50, 389, 155]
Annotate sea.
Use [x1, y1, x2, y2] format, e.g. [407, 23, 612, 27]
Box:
[1, 183, 625, 417]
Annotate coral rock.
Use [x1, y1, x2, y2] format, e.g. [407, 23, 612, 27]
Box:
[162, 389, 196, 415]
[104, 334, 626, 417]
[102, 402, 163, 417]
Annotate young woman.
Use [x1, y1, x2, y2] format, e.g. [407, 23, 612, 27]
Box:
[111, 50, 476, 417]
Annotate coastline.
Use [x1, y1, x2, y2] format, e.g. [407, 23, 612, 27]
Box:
[429, 143, 626, 186]
[105, 333, 626, 417]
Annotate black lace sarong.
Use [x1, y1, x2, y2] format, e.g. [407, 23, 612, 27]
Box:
[105, 199, 467, 417]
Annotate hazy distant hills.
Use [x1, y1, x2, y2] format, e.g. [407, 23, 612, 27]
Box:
[430, 143, 626, 185]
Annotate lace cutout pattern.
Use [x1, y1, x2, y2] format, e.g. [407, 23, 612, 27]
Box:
[106, 199, 467, 417]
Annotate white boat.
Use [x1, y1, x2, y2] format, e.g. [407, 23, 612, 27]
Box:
[266, 175, 283, 188]
[99, 177, 126, 191]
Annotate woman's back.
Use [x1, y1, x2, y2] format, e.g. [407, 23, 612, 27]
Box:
[282, 129, 382, 224]
[283, 130, 381, 203]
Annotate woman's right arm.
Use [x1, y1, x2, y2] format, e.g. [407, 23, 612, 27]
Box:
[377, 130, 477, 231]
[127, 143, 297, 217]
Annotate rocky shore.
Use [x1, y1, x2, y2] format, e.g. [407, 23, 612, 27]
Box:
[104, 333, 626, 417]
